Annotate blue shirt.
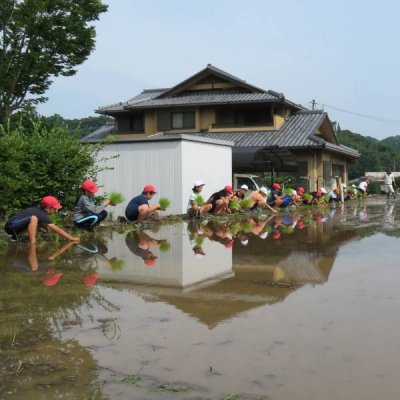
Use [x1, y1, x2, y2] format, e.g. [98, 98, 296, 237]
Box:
[125, 194, 149, 220]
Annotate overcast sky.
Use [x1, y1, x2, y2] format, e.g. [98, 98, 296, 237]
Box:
[37, 0, 400, 140]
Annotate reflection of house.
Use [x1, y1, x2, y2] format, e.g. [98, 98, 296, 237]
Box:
[87, 64, 359, 189]
[98, 220, 354, 329]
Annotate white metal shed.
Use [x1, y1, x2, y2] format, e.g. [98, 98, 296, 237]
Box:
[94, 134, 233, 217]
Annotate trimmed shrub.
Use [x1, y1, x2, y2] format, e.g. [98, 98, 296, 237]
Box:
[0, 120, 104, 218]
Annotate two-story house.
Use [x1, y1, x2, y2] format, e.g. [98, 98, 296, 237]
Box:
[86, 64, 359, 190]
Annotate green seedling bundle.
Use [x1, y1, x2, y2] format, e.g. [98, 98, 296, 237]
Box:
[108, 192, 125, 205]
[159, 197, 171, 210]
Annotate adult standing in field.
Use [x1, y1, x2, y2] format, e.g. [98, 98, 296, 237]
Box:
[4, 196, 80, 244]
[73, 180, 113, 230]
[125, 185, 161, 222]
[187, 180, 212, 217]
[206, 185, 234, 215]
[383, 169, 397, 199]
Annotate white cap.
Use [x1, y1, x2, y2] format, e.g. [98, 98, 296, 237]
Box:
[341, 183, 347, 188]
[260, 187, 268, 195]
[352, 184, 356, 188]
[320, 187, 327, 194]
[240, 184, 249, 190]
[193, 180, 205, 187]
[259, 231, 269, 239]
[241, 239, 249, 246]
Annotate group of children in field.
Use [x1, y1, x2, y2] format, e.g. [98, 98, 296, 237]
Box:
[4, 180, 162, 245]
[3, 174, 388, 245]
[186, 178, 373, 218]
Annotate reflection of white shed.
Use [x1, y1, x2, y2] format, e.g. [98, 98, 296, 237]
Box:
[98, 224, 233, 287]
[93, 134, 233, 217]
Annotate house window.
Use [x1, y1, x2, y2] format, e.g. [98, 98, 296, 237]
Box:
[129, 114, 144, 132]
[234, 109, 272, 126]
[323, 161, 331, 185]
[171, 112, 195, 129]
[332, 163, 344, 181]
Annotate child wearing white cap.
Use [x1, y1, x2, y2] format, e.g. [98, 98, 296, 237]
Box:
[187, 180, 212, 217]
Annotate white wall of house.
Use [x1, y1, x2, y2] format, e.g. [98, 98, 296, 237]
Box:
[95, 135, 233, 217]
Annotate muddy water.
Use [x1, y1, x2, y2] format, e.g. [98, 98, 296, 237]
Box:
[1, 199, 400, 400]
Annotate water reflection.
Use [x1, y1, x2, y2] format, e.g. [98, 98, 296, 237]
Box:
[90, 209, 373, 329]
[2, 200, 400, 399]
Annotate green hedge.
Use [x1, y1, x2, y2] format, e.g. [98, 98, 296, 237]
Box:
[0, 120, 104, 218]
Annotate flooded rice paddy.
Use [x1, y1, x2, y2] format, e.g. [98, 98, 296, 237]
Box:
[1, 198, 400, 400]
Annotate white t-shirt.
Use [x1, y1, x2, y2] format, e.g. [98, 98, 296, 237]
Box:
[383, 173, 394, 185]
[187, 191, 197, 211]
[358, 181, 368, 191]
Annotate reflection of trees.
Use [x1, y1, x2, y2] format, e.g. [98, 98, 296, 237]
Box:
[0, 242, 117, 399]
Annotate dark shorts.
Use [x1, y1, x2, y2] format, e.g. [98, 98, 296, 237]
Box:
[5, 216, 32, 235]
[74, 211, 108, 230]
[125, 206, 139, 221]
[358, 188, 365, 194]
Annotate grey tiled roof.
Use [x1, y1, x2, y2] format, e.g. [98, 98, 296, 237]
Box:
[80, 123, 114, 142]
[96, 64, 304, 114]
[97, 89, 167, 113]
[83, 110, 359, 158]
[126, 90, 279, 109]
[193, 111, 359, 158]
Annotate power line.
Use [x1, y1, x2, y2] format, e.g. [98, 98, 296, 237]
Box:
[312, 102, 400, 126]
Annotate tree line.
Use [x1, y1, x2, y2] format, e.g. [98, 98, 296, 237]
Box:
[337, 130, 400, 179]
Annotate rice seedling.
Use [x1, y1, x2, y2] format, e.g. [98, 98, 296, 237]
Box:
[239, 198, 252, 209]
[159, 241, 171, 252]
[229, 200, 241, 211]
[108, 192, 125, 205]
[194, 195, 204, 206]
[109, 258, 124, 271]
[159, 197, 171, 210]
[303, 193, 313, 202]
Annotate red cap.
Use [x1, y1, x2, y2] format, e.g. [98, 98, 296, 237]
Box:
[224, 239, 234, 248]
[83, 272, 99, 286]
[334, 188, 339, 193]
[144, 258, 157, 266]
[297, 187, 305, 193]
[43, 272, 63, 286]
[365, 179, 369, 184]
[81, 180, 99, 193]
[41, 196, 62, 209]
[272, 231, 281, 240]
[297, 221, 305, 229]
[316, 189, 322, 196]
[143, 184, 157, 193]
[272, 183, 281, 190]
[224, 185, 233, 194]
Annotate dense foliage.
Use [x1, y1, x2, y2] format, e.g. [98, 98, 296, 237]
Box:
[337, 130, 400, 179]
[43, 114, 113, 137]
[0, 0, 108, 122]
[0, 120, 104, 218]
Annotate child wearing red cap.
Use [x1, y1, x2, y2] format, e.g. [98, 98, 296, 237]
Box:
[206, 185, 234, 215]
[73, 179, 113, 230]
[125, 185, 161, 221]
[4, 196, 80, 244]
[125, 231, 159, 265]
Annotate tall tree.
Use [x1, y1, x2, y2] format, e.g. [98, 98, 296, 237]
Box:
[0, 0, 108, 122]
